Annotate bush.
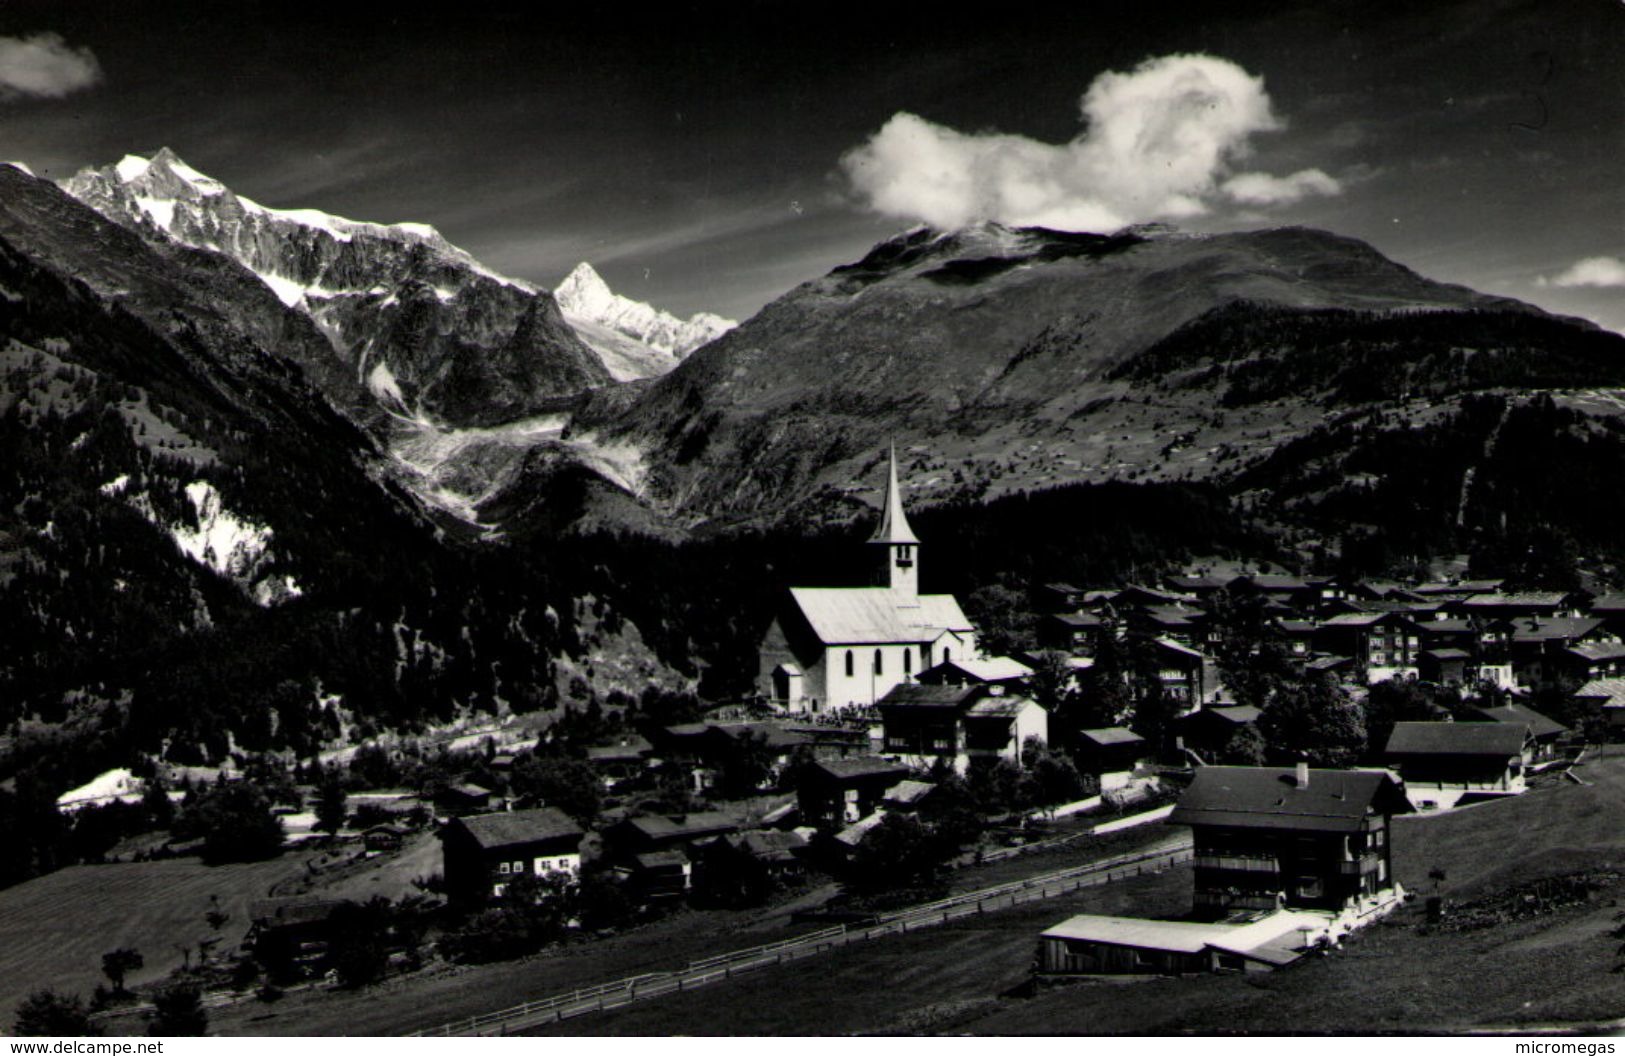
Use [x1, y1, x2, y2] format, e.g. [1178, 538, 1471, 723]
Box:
[13, 989, 99, 1036]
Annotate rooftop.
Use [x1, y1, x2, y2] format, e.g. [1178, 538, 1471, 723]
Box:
[1041, 909, 1330, 964]
[456, 807, 582, 849]
[1077, 727, 1146, 748]
[1170, 766, 1410, 834]
[1470, 702, 1569, 739]
[1385, 721, 1530, 757]
[789, 587, 973, 645]
[814, 756, 912, 782]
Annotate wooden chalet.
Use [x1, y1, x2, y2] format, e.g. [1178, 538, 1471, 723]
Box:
[1383, 721, 1531, 809]
[441, 807, 584, 903]
[877, 682, 1047, 774]
[797, 756, 910, 831]
[1169, 764, 1411, 916]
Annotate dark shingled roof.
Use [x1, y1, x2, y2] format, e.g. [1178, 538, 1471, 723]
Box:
[249, 898, 347, 927]
[1185, 705, 1262, 726]
[456, 807, 582, 850]
[1170, 766, 1410, 833]
[1470, 703, 1569, 740]
[1384, 722, 1529, 757]
[623, 811, 738, 840]
[877, 683, 981, 709]
[813, 756, 912, 782]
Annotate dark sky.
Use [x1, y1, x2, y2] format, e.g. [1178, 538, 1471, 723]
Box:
[2, 0, 1621, 329]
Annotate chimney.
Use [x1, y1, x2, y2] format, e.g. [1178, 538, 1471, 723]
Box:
[1295, 760, 1310, 788]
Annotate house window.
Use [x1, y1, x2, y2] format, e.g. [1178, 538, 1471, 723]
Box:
[498, 862, 511, 875]
[874, 649, 884, 676]
[845, 650, 854, 678]
[1296, 876, 1324, 899]
[513, 860, 525, 873]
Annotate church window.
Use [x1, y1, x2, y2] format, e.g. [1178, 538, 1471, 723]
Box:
[874, 649, 884, 675]
[845, 651, 854, 678]
[904, 650, 912, 675]
[943, 647, 952, 663]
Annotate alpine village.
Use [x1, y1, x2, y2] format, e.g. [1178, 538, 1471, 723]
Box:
[4, 140, 1625, 1036]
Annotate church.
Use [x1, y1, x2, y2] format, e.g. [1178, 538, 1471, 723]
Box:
[757, 448, 979, 713]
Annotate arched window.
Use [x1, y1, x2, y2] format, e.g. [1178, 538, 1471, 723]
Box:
[921, 644, 929, 668]
[874, 649, 884, 676]
[903, 649, 912, 675]
[943, 646, 951, 663]
[844, 650, 854, 678]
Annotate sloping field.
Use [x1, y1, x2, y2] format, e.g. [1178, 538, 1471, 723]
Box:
[0, 854, 307, 1020]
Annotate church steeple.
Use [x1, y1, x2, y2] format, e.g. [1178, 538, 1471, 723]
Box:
[870, 444, 920, 600]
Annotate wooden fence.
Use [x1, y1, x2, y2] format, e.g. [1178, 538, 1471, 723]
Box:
[409, 834, 1194, 1037]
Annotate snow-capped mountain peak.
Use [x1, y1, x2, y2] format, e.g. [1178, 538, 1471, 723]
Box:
[555, 261, 735, 362]
[63, 148, 532, 307]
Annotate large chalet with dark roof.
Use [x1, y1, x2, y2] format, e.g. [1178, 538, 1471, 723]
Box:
[1383, 721, 1532, 809]
[877, 682, 1047, 773]
[441, 807, 584, 903]
[1170, 764, 1411, 916]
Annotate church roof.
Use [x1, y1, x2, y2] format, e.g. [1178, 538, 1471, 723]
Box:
[869, 445, 919, 545]
[789, 587, 972, 645]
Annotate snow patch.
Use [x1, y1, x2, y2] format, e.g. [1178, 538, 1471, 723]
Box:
[100, 474, 130, 496]
[555, 261, 734, 357]
[115, 155, 151, 182]
[57, 768, 143, 813]
[134, 195, 175, 229]
[367, 361, 405, 405]
[3, 161, 35, 177]
[255, 270, 307, 307]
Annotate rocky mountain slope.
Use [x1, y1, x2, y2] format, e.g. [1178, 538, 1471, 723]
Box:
[0, 162, 673, 793]
[574, 223, 1625, 530]
[555, 261, 734, 379]
[63, 149, 611, 429]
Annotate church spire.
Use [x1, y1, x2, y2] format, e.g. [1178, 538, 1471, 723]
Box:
[869, 444, 919, 545]
[870, 444, 920, 600]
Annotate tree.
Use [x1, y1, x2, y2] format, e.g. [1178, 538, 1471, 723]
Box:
[1216, 723, 1267, 766]
[149, 983, 207, 1036]
[966, 757, 1028, 815]
[181, 781, 284, 864]
[101, 948, 144, 994]
[1258, 673, 1367, 768]
[1208, 583, 1298, 709]
[315, 774, 348, 837]
[324, 898, 393, 988]
[847, 814, 943, 893]
[509, 753, 602, 826]
[1021, 739, 1086, 808]
[13, 989, 99, 1036]
[1363, 678, 1439, 759]
[716, 730, 775, 798]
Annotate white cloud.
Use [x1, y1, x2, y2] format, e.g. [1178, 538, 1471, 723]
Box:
[0, 33, 103, 101]
[841, 53, 1341, 231]
[1537, 256, 1625, 289]
[1222, 168, 1341, 206]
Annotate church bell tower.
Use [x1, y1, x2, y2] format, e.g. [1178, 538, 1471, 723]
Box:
[869, 444, 920, 602]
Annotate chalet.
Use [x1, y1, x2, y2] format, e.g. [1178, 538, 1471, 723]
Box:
[1036, 583, 1089, 613]
[585, 736, 655, 788]
[1418, 648, 1472, 686]
[606, 811, 740, 857]
[1505, 616, 1615, 688]
[1561, 641, 1625, 684]
[1170, 764, 1411, 917]
[1588, 593, 1625, 639]
[1574, 678, 1625, 730]
[1073, 727, 1149, 792]
[758, 449, 978, 713]
[1313, 612, 1421, 681]
[1383, 722, 1531, 810]
[441, 807, 584, 902]
[1038, 612, 1107, 654]
[1175, 704, 1263, 762]
[1146, 637, 1221, 707]
[1111, 585, 1197, 609]
[1241, 574, 1328, 612]
[881, 778, 937, 813]
[245, 898, 346, 972]
[797, 756, 910, 831]
[1452, 591, 1583, 621]
[1467, 702, 1569, 763]
[434, 782, 495, 817]
[1165, 574, 1229, 600]
[626, 850, 692, 900]
[1272, 620, 1318, 662]
[915, 656, 1033, 688]
[363, 823, 408, 853]
[699, 829, 809, 899]
[876, 683, 1048, 773]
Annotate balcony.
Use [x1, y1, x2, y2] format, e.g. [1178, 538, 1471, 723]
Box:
[1339, 854, 1381, 876]
[1194, 854, 1280, 874]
